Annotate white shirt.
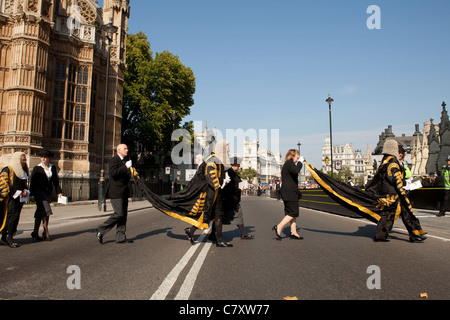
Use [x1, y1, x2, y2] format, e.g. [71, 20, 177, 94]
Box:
[38, 163, 53, 180]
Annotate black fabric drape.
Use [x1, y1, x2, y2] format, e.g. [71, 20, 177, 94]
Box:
[130, 155, 223, 230]
[305, 162, 384, 224]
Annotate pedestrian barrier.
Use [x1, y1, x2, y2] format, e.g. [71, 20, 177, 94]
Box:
[298, 189, 362, 218]
[298, 187, 443, 216]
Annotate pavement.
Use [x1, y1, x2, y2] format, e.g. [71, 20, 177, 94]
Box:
[18, 198, 154, 225]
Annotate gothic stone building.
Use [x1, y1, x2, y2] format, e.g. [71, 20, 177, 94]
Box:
[0, 0, 130, 200]
[371, 102, 450, 176]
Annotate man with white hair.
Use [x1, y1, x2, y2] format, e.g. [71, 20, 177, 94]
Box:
[0, 152, 29, 248]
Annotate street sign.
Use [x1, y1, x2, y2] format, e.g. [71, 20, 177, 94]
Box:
[335, 161, 342, 170]
[185, 169, 197, 181]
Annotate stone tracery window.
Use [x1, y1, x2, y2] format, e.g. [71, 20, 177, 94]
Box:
[28, 0, 38, 12]
[77, 0, 96, 25]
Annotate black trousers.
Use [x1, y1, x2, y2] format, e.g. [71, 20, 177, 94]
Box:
[97, 198, 128, 242]
[439, 190, 450, 215]
[376, 205, 424, 239]
[1, 199, 24, 239]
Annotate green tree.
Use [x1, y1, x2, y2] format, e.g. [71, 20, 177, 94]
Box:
[238, 168, 258, 183]
[122, 31, 196, 153]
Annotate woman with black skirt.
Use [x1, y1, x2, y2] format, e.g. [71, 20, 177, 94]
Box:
[273, 149, 304, 240]
[30, 150, 62, 241]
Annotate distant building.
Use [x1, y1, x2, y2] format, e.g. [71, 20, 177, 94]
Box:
[426, 102, 450, 174]
[372, 125, 414, 171]
[321, 137, 365, 178]
[372, 102, 450, 175]
[193, 122, 282, 184]
[237, 138, 282, 184]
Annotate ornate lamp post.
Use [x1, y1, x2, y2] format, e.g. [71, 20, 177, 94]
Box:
[98, 22, 118, 212]
[326, 94, 334, 177]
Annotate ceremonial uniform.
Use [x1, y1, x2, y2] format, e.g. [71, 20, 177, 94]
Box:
[365, 140, 426, 242]
[0, 165, 15, 233]
[306, 139, 426, 243]
[1, 152, 29, 247]
[133, 153, 224, 230]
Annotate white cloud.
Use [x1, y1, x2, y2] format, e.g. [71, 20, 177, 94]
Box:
[339, 85, 359, 96]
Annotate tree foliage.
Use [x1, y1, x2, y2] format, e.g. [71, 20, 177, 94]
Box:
[122, 31, 196, 152]
[238, 168, 258, 183]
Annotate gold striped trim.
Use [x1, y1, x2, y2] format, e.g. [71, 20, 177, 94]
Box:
[300, 199, 340, 206]
[158, 208, 210, 230]
[305, 162, 381, 222]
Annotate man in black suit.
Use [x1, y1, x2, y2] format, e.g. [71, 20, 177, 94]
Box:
[96, 144, 133, 244]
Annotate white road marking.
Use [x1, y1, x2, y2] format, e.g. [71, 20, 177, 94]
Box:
[175, 240, 213, 300]
[150, 226, 212, 300]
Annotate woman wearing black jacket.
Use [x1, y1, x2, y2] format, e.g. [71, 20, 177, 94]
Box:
[273, 149, 304, 240]
[30, 150, 62, 241]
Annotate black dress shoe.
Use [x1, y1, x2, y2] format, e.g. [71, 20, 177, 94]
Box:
[116, 239, 134, 244]
[409, 236, 426, 243]
[31, 232, 43, 242]
[290, 233, 304, 240]
[272, 225, 282, 240]
[184, 228, 194, 244]
[6, 236, 20, 248]
[95, 230, 103, 244]
[216, 241, 233, 247]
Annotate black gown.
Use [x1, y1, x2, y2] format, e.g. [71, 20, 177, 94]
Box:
[305, 158, 425, 238]
[132, 154, 223, 230]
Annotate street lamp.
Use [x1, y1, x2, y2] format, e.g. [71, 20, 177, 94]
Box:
[297, 141, 301, 154]
[326, 94, 334, 177]
[98, 22, 118, 212]
[171, 110, 177, 195]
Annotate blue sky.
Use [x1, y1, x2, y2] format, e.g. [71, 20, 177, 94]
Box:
[124, 0, 450, 167]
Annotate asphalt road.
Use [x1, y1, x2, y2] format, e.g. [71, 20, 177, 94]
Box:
[1, 196, 449, 301]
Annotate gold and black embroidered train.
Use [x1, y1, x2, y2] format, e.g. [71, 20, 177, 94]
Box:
[131, 153, 224, 230]
[305, 156, 426, 242]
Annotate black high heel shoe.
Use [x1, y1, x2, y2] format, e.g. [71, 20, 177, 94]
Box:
[272, 225, 282, 240]
[290, 233, 304, 240]
[42, 232, 52, 241]
[184, 228, 194, 244]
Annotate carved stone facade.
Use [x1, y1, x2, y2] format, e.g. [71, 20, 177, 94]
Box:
[370, 102, 450, 176]
[0, 0, 130, 200]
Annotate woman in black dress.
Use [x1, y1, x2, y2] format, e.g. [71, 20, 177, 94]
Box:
[273, 149, 304, 240]
[30, 150, 62, 241]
